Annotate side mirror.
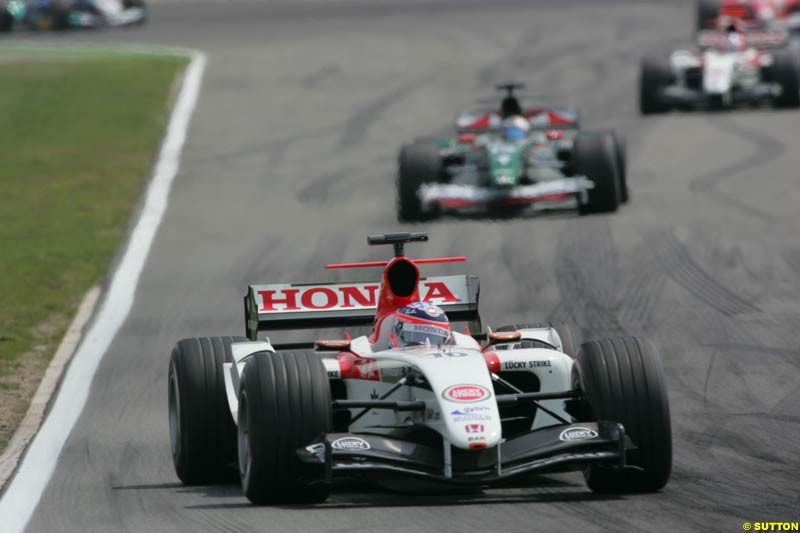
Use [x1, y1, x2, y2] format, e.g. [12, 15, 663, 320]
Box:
[315, 339, 351, 351]
[486, 331, 522, 345]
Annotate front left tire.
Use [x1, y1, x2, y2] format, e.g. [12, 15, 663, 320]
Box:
[576, 337, 672, 493]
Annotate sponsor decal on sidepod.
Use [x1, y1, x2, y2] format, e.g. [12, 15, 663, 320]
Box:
[331, 437, 371, 450]
[442, 384, 491, 403]
[559, 426, 599, 442]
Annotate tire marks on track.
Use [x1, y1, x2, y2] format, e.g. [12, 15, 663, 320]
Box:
[551, 218, 625, 338]
[339, 69, 440, 149]
[650, 232, 760, 317]
[689, 115, 786, 224]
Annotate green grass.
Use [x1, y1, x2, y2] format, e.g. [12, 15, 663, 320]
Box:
[0, 50, 188, 378]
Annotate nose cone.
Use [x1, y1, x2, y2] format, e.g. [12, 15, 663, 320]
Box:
[442, 390, 502, 449]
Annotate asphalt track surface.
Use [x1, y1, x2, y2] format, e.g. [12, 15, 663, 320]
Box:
[5, 0, 800, 531]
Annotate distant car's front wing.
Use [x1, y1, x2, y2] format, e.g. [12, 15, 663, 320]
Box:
[419, 177, 592, 213]
[297, 421, 626, 486]
[659, 82, 780, 108]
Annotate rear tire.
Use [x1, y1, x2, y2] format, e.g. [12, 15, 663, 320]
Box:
[640, 56, 672, 115]
[0, 9, 13, 32]
[397, 142, 442, 222]
[574, 133, 621, 214]
[169, 336, 248, 485]
[495, 322, 578, 357]
[238, 351, 332, 505]
[696, 0, 720, 31]
[50, 1, 71, 30]
[576, 337, 672, 493]
[770, 49, 800, 109]
[610, 131, 628, 204]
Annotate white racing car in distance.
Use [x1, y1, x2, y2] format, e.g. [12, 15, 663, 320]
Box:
[640, 21, 800, 112]
[168, 232, 672, 504]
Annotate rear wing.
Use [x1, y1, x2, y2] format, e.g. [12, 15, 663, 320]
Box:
[455, 107, 580, 133]
[244, 275, 480, 340]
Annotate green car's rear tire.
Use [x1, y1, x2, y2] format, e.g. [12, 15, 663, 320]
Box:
[397, 142, 442, 222]
[238, 351, 332, 505]
[577, 337, 672, 493]
[575, 133, 621, 215]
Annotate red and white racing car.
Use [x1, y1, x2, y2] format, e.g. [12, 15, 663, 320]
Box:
[168, 233, 671, 504]
[697, 0, 800, 38]
[641, 19, 800, 112]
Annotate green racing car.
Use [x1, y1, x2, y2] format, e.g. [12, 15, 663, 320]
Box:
[397, 83, 628, 222]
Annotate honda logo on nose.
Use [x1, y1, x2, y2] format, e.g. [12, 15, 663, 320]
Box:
[465, 424, 484, 433]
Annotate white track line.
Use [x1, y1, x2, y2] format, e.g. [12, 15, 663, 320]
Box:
[0, 48, 207, 533]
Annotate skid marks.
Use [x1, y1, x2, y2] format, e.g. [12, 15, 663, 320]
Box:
[296, 166, 361, 205]
[339, 69, 440, 149]
[615, 246, 669, 335]
[650, 232, 759, 317]
[689, 115, 785, 224]
[552, 219, 625, 338]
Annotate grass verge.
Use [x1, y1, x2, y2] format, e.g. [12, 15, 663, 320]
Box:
[0, 47, 188, 452]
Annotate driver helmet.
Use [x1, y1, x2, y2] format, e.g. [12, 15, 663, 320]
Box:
[392, 302, 451, 347]
[502, 115, 530, 141]
[722, 25, 745, 51]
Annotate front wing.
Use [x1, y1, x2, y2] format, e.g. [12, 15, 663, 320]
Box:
[419, 177, 592, 213]
[297, 421, 626, 485]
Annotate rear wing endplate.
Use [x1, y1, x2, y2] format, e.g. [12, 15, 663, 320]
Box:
[244, 275, 480, 340]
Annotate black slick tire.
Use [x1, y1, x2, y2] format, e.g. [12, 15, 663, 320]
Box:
[610, 131, 628, 204]
[640, 56, 672, 115]
[238, 351, 332, 505]
[696, 0, 720, 31]
[495, 322, 578, 357]
[576, 337, 672, 493]
[770, 49, 800, 109]
[574, 133, 621, 215]
[50, 1, 71, 30]
[397, 142, 442, 222]
[168, 336, 247, 484]
[0, 8, 13, 32]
